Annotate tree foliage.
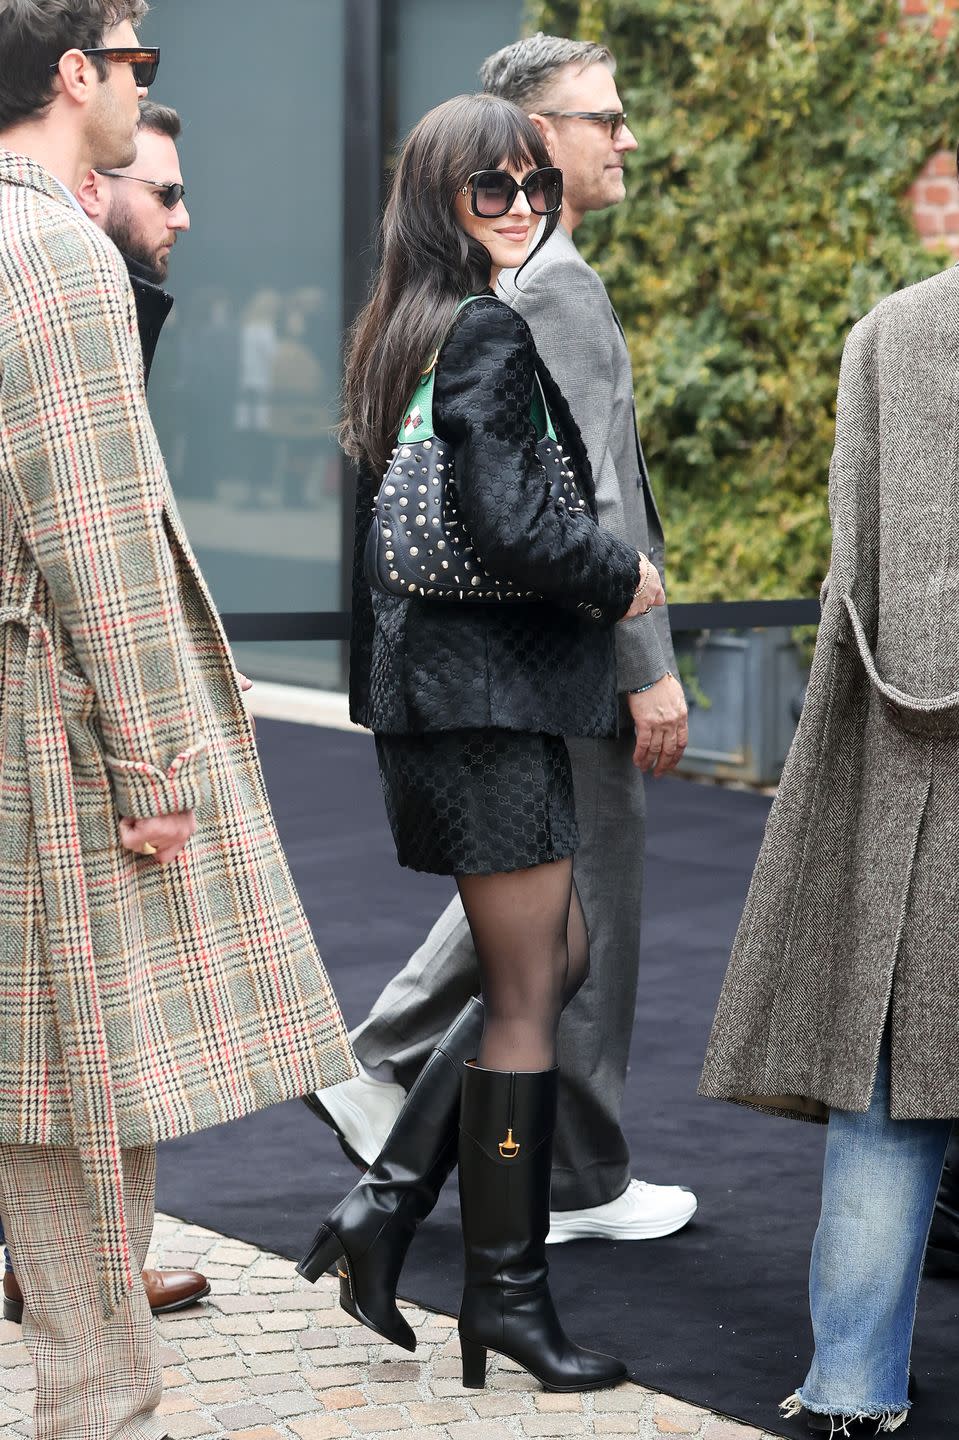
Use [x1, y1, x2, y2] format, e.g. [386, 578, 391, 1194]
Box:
[525, 0, 959, 600]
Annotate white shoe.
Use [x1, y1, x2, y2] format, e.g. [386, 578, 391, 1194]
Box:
[546, 1177, 698, 1244]
[303, 1066, 406, 1168]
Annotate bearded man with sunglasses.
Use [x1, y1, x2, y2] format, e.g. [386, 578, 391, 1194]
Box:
[0, 3, 354, 1435]
[78, 99, 190, 385]
[308, 35, 695, 1249]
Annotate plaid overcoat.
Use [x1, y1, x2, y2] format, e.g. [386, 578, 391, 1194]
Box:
[701, 267, 959, 1125]
[0, 153, 355, 1312]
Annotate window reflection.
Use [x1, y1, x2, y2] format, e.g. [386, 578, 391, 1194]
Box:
[140, 1, 346, 691]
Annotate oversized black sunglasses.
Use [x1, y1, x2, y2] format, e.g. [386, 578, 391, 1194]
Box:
[50, 47, 161, 87]
[460, 166, 563, 219]
[538, 110, 629, 141]
[96, 170, 185, 210]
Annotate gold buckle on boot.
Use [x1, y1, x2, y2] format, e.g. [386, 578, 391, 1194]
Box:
[498, 1128, 520, 1159]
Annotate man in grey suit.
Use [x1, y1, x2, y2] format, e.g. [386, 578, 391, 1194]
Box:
[308, 34, 695, 1243]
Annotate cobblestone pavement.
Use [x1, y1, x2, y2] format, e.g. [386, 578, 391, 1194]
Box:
[0, 1213, 786, 1440]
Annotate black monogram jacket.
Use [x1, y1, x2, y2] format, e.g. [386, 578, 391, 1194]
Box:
[349, 296, 641, 738]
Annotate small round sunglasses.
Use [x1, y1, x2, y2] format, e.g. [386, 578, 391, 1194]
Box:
[461, 167, 563, 219]
[96, 171, 186, 210]
[49, 47, 161, 88]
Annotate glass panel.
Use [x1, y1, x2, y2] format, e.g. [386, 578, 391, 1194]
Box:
[392, 1, 526, 142]
[141, 1, 345, 692]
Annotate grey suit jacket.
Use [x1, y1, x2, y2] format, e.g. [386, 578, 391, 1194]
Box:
[499, 226, 676, 692]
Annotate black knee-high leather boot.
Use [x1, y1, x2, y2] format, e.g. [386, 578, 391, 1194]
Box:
[457, 1064, 627, 1393]
[297, 996, 484, 1350]
[925, 1124, 959, 1277]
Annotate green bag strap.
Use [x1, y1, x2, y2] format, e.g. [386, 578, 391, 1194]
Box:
[396, 294, 558, 446]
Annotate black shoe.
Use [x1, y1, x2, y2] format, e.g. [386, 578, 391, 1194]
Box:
[925, 1126, 959, 1277]
[297, 997, 484, 1351]
[805, 1416, 881, 1434]
[457, 1064, 627, 1394]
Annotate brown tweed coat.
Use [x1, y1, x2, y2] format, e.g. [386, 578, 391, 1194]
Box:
[701, 265, 959, 1125]
[0, 153, 354, 1311]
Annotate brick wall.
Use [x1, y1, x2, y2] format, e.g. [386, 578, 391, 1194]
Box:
[902, 0, 959, 254]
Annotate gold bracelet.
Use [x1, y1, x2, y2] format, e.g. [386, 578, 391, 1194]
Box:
[633, 554, 650, 602]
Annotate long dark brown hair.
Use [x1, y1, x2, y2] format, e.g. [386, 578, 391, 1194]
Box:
[340, 93, 559, 476]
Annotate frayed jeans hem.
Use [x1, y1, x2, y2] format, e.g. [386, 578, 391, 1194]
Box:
[782, 1391, 910, 1433]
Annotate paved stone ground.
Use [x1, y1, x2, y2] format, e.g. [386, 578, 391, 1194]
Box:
[0, 1213, 786, 1440]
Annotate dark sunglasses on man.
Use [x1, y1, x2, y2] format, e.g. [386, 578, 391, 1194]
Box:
[538, 109, 628, 142]
[96, 170, 185, 211]
[461, 166, 563, 219]
[49, 47, 161, 88]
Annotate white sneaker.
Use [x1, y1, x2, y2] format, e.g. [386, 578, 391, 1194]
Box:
[303, 1066, 407, 1168]
[546, 1178, 698, 1244]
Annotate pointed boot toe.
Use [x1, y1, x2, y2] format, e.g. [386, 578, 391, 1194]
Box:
[298, 1220, 417, 1351]
[336, 1248, 417, 1352]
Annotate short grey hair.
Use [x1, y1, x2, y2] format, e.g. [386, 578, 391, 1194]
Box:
[138, 99, 180, 140]
[479, 32, 615, 112]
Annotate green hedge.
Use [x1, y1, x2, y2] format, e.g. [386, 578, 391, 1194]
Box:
[527, 0, 959, 601]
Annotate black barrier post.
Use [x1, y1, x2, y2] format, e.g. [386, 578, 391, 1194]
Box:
[338, 0, 387, 687]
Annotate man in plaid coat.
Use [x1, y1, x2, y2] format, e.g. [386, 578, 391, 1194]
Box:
[0, 4, 354, 1435]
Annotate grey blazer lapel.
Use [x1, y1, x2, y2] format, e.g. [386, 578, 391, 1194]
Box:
[608, 301, 665, 536]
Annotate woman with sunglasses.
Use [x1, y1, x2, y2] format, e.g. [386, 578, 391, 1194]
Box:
[299, 93, 663, 1393]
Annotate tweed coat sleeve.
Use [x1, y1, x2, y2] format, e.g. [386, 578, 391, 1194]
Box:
[434, 297, 640, 617]
[0, 212, 211, 820]
[823, 312, 880, 630]
[506, 249, 675, 691]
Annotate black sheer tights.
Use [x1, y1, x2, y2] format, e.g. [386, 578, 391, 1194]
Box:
[456, 857, 588, 1073]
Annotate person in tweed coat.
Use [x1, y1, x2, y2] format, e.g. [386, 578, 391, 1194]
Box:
[699, 255, 959, 1430]
[0, 4, 353, 1435]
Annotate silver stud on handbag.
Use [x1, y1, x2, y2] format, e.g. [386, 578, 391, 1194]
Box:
[364, 296, 586, 603]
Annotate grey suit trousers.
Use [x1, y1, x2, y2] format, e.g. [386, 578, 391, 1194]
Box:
[351, 722, 645, 1210]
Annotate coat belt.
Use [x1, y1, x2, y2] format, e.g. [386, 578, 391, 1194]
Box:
[0, 603, 135, 1318]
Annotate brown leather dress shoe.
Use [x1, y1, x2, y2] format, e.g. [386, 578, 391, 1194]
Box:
[2, 1269, 22, 1324]
[2, 1266, 210, 1323]
[142, 1267, 211, 1315]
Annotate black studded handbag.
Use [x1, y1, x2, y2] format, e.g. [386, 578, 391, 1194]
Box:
[364, 296, 586, 603]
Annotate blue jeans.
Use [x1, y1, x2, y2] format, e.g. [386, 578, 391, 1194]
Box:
[793, 1035, 952, 1422]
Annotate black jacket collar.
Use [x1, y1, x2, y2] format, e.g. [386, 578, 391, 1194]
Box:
[123, 253, 174, 388]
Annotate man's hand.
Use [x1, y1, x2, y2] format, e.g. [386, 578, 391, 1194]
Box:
[119, 811, 197, 866]
[237, 671, 256, 734]
[628, 674, 689, 777]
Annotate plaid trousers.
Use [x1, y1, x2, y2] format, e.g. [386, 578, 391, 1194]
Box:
[0, 1145, 163, 1440]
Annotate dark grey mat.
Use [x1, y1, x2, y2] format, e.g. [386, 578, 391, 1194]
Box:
[157, 719, 959, 1437]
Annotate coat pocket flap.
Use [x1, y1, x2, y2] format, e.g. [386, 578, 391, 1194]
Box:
[844, 596, 959, 735]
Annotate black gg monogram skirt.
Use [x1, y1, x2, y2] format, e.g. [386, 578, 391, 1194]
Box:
[374, 729, 579, 876]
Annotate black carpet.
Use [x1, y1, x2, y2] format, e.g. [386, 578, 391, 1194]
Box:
[157, 719, 959, 1437]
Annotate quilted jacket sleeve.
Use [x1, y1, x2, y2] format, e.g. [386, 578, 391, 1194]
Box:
[433, 297, 640, 619]
[0, 205, 210, 819]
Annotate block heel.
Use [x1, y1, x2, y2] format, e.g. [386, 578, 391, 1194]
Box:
[460, 1336, 488, 1388]
[296, 1224, 341, 1283]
